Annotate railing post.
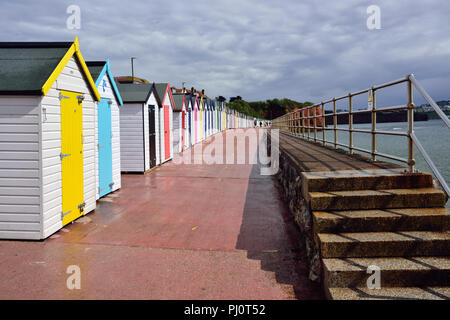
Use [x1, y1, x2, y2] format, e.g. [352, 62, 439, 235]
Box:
[333, 98, 337, 149]
[307, 107, 311, 141]
[407, 79, 415, 172]
[301, 109, 304, 138]
[313, 105, 317, 143]
[321, 102, 326, 146]
[349, 93, 354, 154]
[371, 88, 377, 161]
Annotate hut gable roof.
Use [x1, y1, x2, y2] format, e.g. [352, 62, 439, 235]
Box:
[153, 82, 174, 109]
[86, 60, 123, 106]
[0, 37, 100, 100]
[116, 82, 155, 104]
[172, 93, 185, 112]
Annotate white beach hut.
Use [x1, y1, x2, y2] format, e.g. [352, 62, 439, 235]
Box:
[0, 37, 101, 239]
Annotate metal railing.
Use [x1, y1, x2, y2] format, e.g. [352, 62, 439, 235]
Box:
[271, 74, 450, 197]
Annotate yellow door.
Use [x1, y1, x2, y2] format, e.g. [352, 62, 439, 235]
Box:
[60, 90, 84, 226]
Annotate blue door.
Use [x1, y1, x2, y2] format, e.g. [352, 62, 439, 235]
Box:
[98, 98, 113, 198]
[188, 109, 191, 146]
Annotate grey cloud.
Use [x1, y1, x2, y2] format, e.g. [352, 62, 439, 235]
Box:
[0, 0, 449, 105]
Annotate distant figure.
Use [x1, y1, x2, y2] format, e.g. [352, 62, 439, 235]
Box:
[259, 121, 262, 127]
[254, 119, 257, 127]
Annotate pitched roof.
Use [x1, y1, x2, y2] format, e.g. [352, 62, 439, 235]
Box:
[172, 93, 185, 112]
[153, 83, 175, 108]
[153, 83, 168, 104]
[86, 61, 106, 82]
[117, 83, 154, 103]
[0, 37, 99, 100]
[86, 60, 123, 106]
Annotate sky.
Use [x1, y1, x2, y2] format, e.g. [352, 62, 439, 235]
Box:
[1, 0, 449, 108]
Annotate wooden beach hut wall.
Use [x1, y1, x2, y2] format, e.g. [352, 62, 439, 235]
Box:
[206, 98, 211, 137]
[204, 97, 210, 138]
[117, 83, 160, 172]
[0, 38, 101, 239]
[222, 104, 226, 131]
[184, 94, 192, 150]
[212, 99, 217, 134]
[192, 94, 199, 144]
[199, 96, 204, 141]
[210, 99, 215, 135]
[213, 100, 218, 134]
[209, 99, 214, 136]
[154, 83, 174, 163]
[172, 93, 186, 154]
[86, 60, 123, 199]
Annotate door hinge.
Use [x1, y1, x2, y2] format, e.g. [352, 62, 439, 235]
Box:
[98, 187, 104, 193]
[59, 93, 70, 100]
[109, 182, 114, 188]
[61, 210, 72, 219]
[78, 202, 86, 212]
[98, 144, 104, 149]
[60, 153, 71, 160]
[107, 100, 112, 105]
[77, 95, 85, 103]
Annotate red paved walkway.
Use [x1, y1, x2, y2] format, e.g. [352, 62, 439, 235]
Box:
[0, 129, 323, 300]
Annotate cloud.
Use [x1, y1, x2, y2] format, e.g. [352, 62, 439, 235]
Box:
[1, 0, 449, 105]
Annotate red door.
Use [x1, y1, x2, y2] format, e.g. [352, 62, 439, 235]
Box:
[164, 105, 170, 159]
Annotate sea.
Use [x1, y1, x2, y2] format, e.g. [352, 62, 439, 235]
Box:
[323, 119, 449, 208]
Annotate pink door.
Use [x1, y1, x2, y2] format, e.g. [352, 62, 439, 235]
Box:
[164, 105, 170, 159]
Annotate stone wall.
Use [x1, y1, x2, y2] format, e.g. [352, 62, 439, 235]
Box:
[268, 134, 322, 282]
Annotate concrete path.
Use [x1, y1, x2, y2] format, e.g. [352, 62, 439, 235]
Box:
[0, 129, 323, 300]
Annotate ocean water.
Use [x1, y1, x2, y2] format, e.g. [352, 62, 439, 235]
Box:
[322, 119, 449, 207]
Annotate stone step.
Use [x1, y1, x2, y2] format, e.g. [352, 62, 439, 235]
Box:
[326, 286, 450, 300]
[318, 231, 450, 258]
[302, 169, 433, 193]
[323, 256, 450, 288]
[308, 188, 446, 211]
[313, 208, 450, 233]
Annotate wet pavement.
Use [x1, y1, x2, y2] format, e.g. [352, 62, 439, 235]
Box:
[0, 129, 324, 300]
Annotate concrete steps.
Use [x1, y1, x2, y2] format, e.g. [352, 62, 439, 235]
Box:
[323, 256, 450, 287]
[302, 168, 450, 300]
[327, 286, 450, 300]
[302, 169, 433, 193]
[309, 188, 446, 211]
[318, 231, 450, 258]
[313, 208, 450, 233]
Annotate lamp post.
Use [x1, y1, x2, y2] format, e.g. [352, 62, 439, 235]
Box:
[131, 57, 136, 83]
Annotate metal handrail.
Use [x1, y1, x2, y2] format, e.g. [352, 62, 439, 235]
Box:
[271, 74, 450, 197]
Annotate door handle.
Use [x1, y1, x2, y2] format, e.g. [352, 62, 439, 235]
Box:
[60, 153, 71, 160]
[61, 210, 72, 219]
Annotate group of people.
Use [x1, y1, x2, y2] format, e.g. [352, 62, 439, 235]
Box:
[254, 120, 270, 127]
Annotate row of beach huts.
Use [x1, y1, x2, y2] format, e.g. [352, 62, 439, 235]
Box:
[0, 37, 264, 240]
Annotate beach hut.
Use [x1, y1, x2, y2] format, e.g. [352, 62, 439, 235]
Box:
[117, 82, 160, 172]
[0, 38, 101, 239]
[172, 93, 186, 154]
[154, 83, 174, 163]
[205, 97, 210, 138]
[222, 104, 226, 131]
[86, 60, 123, 199]
[199, 96, 204, 141]
[184, 94, 192, 150]
[192, 94, 199, 144]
